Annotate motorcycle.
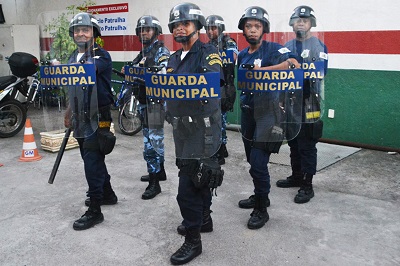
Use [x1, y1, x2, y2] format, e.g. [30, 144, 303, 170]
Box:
[0, 52, 40, 138]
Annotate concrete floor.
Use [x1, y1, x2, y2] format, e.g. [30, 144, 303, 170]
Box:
[0, 108, 399, 265]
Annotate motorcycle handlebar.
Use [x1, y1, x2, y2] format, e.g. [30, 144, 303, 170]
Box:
[112, 68, 125, 78]
[113, 68, 145, 85]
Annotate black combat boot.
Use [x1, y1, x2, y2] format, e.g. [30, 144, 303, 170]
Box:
[238, 194, 270, 209]
[247, 195, 269, 230]
[140, 163, 167, 182]
[177, 209, 213, 236]
[276, 171, 303, 188]
[84, 183, 118, 207]
[294, 173, 314, 204]
[221, 143, 228, 158]
[73, 199, 104, 230]
[141, 173, 161, 200]
[170, 228, 202, 265]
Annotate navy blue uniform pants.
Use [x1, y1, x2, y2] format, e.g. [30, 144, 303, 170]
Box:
[288, 133, 318, 175]
[77, 131, 111, 201]
[177, 173, 212, 230]
[241, 109, 272, 197]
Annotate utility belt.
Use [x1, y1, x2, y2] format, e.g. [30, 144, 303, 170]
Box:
[83, 105, 116, 155]
[177, 158, 224, 196]
[304, 92, 321, 123]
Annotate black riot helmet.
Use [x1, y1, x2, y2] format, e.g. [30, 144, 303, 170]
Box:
[136, 15, 163, 36]
[205, 15, 225, 33]
[238, 6, 270, 34]
[136, 15, 162, 45]
[69, 12, 101, 38]
[168, 2, 206, 33]
[289, 6, 317, 27]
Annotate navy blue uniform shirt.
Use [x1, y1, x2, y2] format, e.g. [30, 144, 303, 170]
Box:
[68, 43, 113, 107]
[166, 39, 224, 117]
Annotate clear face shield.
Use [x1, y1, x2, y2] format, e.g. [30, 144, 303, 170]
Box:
[38, 11, 98, 138]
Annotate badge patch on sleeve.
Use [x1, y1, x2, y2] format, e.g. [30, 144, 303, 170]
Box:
[207, 53, 222, 66]
[158, 55, 169, 63]
[319, 52, 328, 60]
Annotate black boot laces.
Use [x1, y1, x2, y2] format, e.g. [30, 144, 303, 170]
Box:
[176, 241, 194, 255]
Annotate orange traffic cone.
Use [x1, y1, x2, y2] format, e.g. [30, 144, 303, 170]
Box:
[19, 118, 42, 162]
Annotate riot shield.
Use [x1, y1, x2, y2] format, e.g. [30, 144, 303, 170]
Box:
[236, 9, 308, 145]
[237, 67, 303, 143]
[38, 11, 98, 138]
[147, 71, 222, 159]
[205, 17, 240, 162]
[124, 10, 172, 159]
[276, 9, 327, 124]
[144, 6, 223, 160]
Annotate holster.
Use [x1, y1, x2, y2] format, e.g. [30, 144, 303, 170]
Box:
[252, 141, 282, 154]
[177, 158, 224, 191]
[302, 120, 324, 140]
[252, 125, 284, 153]
[193, 158, 224, 191]
[97, 106, 116, 155]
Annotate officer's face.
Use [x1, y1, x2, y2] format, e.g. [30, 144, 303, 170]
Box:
[173, 21, 196, 37]
[243, 19, 263, 41]
[73, 26, 94, 41]
[293, 18, 312, 33]
[139, 27, 155, 42]
[206, 26, 219, 40]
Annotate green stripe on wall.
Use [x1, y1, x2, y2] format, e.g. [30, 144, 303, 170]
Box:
[323, 69, 400, 150]
[113, 61, 400, 150]
[226, 68, 400, 150]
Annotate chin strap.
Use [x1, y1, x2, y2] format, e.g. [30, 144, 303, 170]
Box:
[174, 31, 197, 43]
[243, 34, 263, 45]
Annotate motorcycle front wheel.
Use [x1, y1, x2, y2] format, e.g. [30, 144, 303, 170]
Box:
[118, 97, 142, 136]
[0, 99, 27, 138]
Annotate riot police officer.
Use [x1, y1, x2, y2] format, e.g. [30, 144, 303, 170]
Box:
[205, 15, 238, 165]
[65, 13, 117, 230]
[236, 6, 300, 229]
[131, 15, 170, 200]
[276, 6, 328, 203]
[166, 3, 224, 265]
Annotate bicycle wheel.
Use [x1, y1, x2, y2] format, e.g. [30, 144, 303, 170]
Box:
[0, 99, 27, 138]
[118, 97, 142, 136]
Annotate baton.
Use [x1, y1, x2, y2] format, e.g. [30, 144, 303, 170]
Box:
[48, 128, 72, 184]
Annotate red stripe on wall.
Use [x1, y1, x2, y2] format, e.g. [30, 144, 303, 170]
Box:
[324, 30, 399, 54]
[41, 30, 400, 55]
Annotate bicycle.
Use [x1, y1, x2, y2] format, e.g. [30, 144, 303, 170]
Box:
[111, 68, 144, 136]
